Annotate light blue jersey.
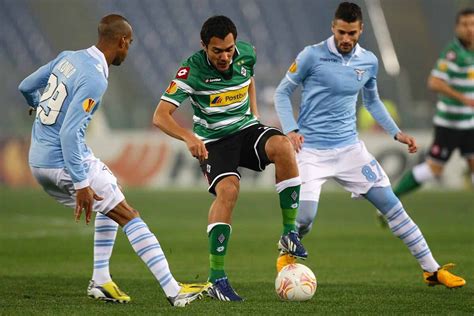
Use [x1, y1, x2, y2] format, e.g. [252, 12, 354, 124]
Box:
[19, 46, 109, 189]
[274, 36, 400, 149]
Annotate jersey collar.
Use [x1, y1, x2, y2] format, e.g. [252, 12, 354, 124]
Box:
[86, 45, 109, 79]
[326, 35, 362, 63]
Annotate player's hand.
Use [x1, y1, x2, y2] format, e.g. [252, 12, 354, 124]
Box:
[74, 186, 103, 224]
[287, 131, 304, 153]
[395, 132, 418, 154]
[183, 134, 208, 161]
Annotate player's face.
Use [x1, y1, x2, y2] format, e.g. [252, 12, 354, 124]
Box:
[113, 27, 133, 66]
[332, 19, 363, 54]
[456, 14, 474, 47]
[203, 33, 236, 72]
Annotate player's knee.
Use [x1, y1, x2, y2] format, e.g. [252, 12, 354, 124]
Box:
[427, 160, 444, 177]
[216, 177, 240, 201]
[265, 135, 293, 161]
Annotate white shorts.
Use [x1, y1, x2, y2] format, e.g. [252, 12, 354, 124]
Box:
[298, 141, 391, 202]
[30, 156, 125, 214]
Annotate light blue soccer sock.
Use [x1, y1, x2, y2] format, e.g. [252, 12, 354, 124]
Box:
[365, 187, 440, 272]
[296, 200, 319, 237]
[92, 213, 118, 284]
[123, 217, 180, 297]
[384, 203, 439, 272]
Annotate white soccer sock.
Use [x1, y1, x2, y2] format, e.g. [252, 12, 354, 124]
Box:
[123, 217, 180, 297]
[92, 213, 118, 284]
[384, 202, 440, 272]
[412, 162, 435, 183]
[275, 176, 301, 193]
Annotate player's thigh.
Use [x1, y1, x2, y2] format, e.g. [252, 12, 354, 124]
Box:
[239, 124, 284, 171]
[297, 148, 334, 202]
[200, 135, 241, 195]
[334, 141, 390, 197]
[428, 126, 459, 164]
[86, 157, 125, 214]
[30, 167, 76, 208]
[460, 128, 474, 164]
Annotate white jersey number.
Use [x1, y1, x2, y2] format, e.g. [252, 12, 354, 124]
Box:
[37, 74, 68, 125]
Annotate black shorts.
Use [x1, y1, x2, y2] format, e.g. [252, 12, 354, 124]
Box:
[200, 124, 284, 194]
[428, 126, 474, 163]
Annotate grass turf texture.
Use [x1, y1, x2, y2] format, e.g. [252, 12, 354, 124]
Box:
[0, 188, 472, 314]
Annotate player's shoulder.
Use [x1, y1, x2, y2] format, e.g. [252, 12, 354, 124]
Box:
[297, 42, 323, 62]
[438, 39, 462, 61]
[235, 40, 256, 57]
[357, 45, 378, 64]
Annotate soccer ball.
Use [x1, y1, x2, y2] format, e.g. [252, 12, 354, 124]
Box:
[275, 263, 317, 301]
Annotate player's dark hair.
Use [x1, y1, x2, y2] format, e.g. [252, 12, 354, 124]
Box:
[200, 15, 237, 46]
[334, 2, 363, 23]
[98, 14, 131, 41]
[456, 8, 474, 24]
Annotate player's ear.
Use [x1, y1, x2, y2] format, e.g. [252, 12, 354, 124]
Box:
[119, 36, 126, 48]
[200, 40, 206, 50]
[360, 22, 364, 34]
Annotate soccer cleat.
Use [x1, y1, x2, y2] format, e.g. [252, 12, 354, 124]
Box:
[278, 231, 308, 259]
[87, 280, 131, 303]
[167, 282, 212, 307]
[207, 277, 244, 301]
[423, 263, 466, 288]
[276, 251, 297, 272]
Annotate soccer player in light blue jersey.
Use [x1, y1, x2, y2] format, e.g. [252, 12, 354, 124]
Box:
[274, 2, 465, 288]
[18, 14, 209, 307]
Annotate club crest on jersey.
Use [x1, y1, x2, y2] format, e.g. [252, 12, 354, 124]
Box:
[165, 81, 178, 94]
[354, 69, 366, 81]
[240, 66, 247, 76]
[175, 66, 190, 79]
[82, 98, 96, 113]
[209, 86, 249, 107]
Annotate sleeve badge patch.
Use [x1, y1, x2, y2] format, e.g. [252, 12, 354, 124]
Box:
[175, 67, 190, 79]
[165, 81, 178, 95]
[82, 98, 96, 113]
[438, 61, 448, 72]
[288, 61, 297, 73]
[446, 50, 456, 61]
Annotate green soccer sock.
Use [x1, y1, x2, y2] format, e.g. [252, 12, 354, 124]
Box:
[208, 223, 231, 283]
[279, 185, 300, 234]
[394, 170, 421, 197]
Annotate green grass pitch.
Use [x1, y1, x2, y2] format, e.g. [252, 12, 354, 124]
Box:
[0, 188, 472, 314]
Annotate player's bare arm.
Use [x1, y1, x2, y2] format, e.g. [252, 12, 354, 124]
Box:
[428, 75, 474, 107]
[395, 131, 418, 154]
[74, 186, 104, 224]
[153, 100, 208, 160]
[248, 77, 260, 119]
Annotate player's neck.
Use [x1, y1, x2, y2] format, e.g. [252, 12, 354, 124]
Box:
[95, 43, 114, 66]
[457, 37, 474, 51]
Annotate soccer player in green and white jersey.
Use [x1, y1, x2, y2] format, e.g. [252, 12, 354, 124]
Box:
[394, 8, 474, 196]
[153, 15, 307, 301]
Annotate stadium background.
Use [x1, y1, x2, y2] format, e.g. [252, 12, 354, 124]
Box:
[0, 1, 473, 314]
[0, 0, 472, 189]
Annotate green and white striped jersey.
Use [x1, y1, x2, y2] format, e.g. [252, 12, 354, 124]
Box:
[431, 38, 474, 129]
[161, 41, 259, 143]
